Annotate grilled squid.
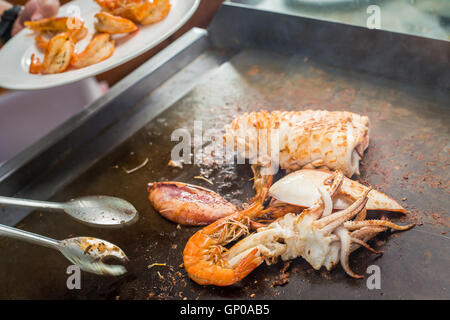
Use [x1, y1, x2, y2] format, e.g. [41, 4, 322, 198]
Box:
[29, 32, 74, 74]
[269, 169, 406, 214]
[224, 110, 370, 177]
[223, 171, 414, 280]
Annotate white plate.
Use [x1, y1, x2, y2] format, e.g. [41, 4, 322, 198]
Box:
[0, 0, 200, 90]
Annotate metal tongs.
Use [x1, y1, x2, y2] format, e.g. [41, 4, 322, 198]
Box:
[0, 195, 138, 276]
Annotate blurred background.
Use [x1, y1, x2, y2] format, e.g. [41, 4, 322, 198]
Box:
[230, 0, 450, 41]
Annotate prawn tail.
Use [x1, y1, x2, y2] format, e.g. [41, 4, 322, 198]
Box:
[233, 248, 263, 284]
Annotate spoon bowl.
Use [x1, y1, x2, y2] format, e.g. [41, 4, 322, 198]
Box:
[59, 236, 128, 276]
[63, 196, 138, 228]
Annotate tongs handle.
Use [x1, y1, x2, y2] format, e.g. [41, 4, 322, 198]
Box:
[0, 196, 63, 211]
[0, 223, 59, 250]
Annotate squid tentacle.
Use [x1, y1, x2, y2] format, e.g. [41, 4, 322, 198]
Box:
[314, 188, 370, 233]
[344, 220, 414, 231]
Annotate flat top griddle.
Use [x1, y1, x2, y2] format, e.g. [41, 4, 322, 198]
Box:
[0, 4, 448, 299]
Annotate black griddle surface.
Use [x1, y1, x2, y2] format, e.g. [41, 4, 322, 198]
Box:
[0, 49, 448, 299]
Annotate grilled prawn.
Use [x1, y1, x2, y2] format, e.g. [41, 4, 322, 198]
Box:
[183, 165, 272, 286]
[268, 169, 406, 214]
[25, 16, 88, 46]
[140, 0, 171, 25]
[71, 33, 115, 69]
[97, 0, 171, 25]
[149, 110, 403, 226]
[29, 32, 74, 74]
[224, 110, 370, 177]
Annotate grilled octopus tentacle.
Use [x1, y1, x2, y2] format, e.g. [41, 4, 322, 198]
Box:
[344, 220, 415, 231]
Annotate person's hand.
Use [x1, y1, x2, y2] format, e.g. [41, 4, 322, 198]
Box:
[11, 0, 60, 36]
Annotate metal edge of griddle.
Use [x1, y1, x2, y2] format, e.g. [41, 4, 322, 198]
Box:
[0, 27, 210, 225]
[211, 2, 450, 92]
